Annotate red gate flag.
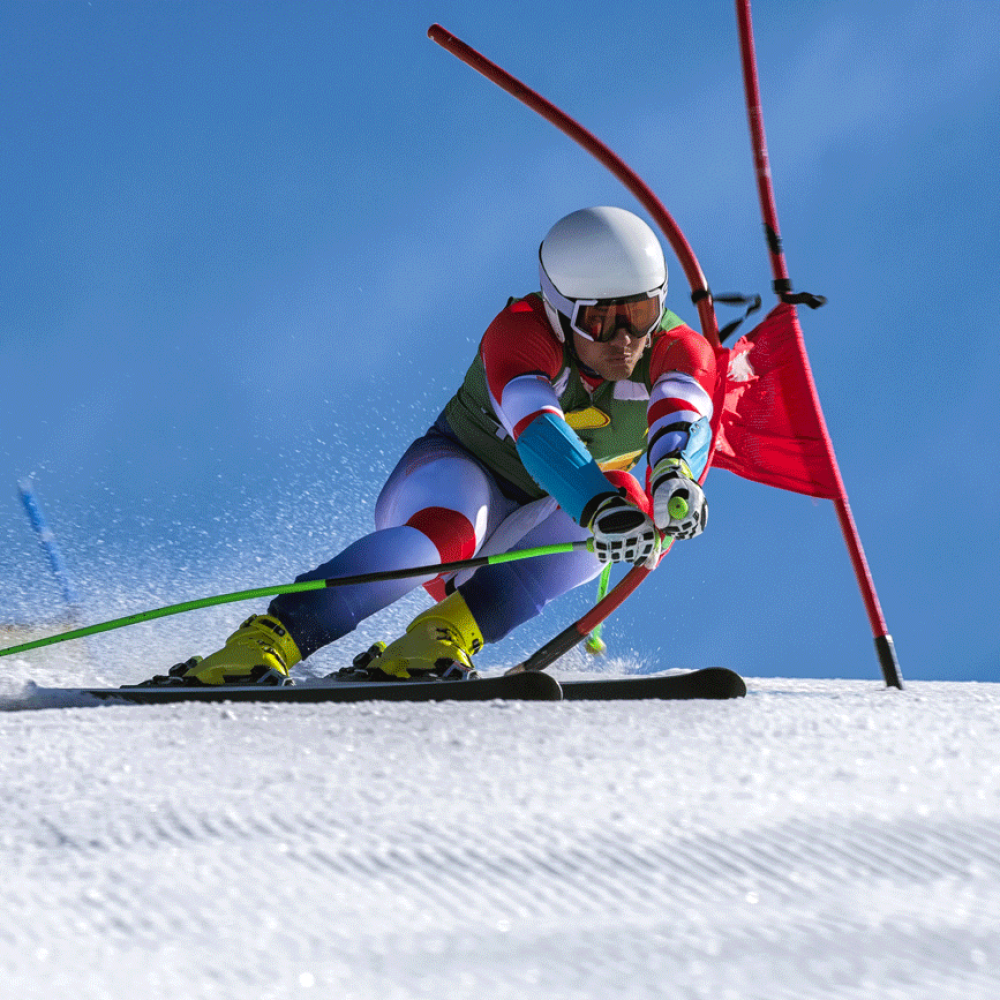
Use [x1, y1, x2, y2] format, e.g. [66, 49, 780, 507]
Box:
[712, 302, 846, 502]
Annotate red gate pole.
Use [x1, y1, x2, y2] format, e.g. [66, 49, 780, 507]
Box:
[427, 23, 721, 349]
[735, 0, 903, 688]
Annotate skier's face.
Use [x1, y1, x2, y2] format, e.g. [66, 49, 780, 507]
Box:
[571, 326, 648, 381]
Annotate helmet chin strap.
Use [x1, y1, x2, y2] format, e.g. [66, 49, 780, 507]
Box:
[561, 317, 601, 379]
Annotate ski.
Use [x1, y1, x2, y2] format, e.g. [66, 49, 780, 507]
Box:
[23, 667, 745, 708]
[558, 667, 746, 701]
[73, 669, 563, 705]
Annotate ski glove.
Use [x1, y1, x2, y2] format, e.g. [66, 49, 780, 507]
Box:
[586, 493, 659, 565]
[650, 457, 708, 539]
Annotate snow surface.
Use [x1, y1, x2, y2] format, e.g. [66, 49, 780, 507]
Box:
[1, 655, 998, 1000]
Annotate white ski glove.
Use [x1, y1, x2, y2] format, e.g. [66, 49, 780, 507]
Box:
[650, 457, 708, 539]
[587, 493, 659, 565]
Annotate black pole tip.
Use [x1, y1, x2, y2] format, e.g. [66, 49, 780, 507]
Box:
[875, 634, 904, 690]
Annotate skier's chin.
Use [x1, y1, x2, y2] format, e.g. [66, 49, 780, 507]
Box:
[596, 355, 640, 381]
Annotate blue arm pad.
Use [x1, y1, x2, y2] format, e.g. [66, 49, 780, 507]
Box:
[683, 416, 712, 481]
[515, 412, 615, 525]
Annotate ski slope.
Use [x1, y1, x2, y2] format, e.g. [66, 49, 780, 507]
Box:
[1, 658, 997, 1000]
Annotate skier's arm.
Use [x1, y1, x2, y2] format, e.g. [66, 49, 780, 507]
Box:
[646, 329, 716, 537]
[646, 327, 716, 475]
[506, 384, 657, 564]
[512, 398, 618, 525]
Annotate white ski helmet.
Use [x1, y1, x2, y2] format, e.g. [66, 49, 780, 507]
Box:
[538, 206, 667, 343]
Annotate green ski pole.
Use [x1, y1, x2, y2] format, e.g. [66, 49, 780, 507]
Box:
[1, 540, 592, 659]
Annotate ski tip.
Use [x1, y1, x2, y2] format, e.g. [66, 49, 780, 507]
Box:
[500, 669, 563, 701]
[558, 667, 746, 701]
[702, 667, 748, 698]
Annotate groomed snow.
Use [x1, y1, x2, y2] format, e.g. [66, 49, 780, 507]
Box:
[1, 666, 998, 1000]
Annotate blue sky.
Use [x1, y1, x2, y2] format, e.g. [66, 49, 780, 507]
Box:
[2, 0, 997, 683]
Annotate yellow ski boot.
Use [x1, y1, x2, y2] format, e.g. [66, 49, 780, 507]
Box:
[169, 614, 302, 686]
[372, 591, 484, 680]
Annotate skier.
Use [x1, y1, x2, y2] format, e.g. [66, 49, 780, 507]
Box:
[164, 207, 716, 685]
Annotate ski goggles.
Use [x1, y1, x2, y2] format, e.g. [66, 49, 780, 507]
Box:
[539, 265, 667, 343]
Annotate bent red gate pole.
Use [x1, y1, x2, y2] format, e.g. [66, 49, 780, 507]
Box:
[427, 23, 721, 349]
[736, 0, 903, 688]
